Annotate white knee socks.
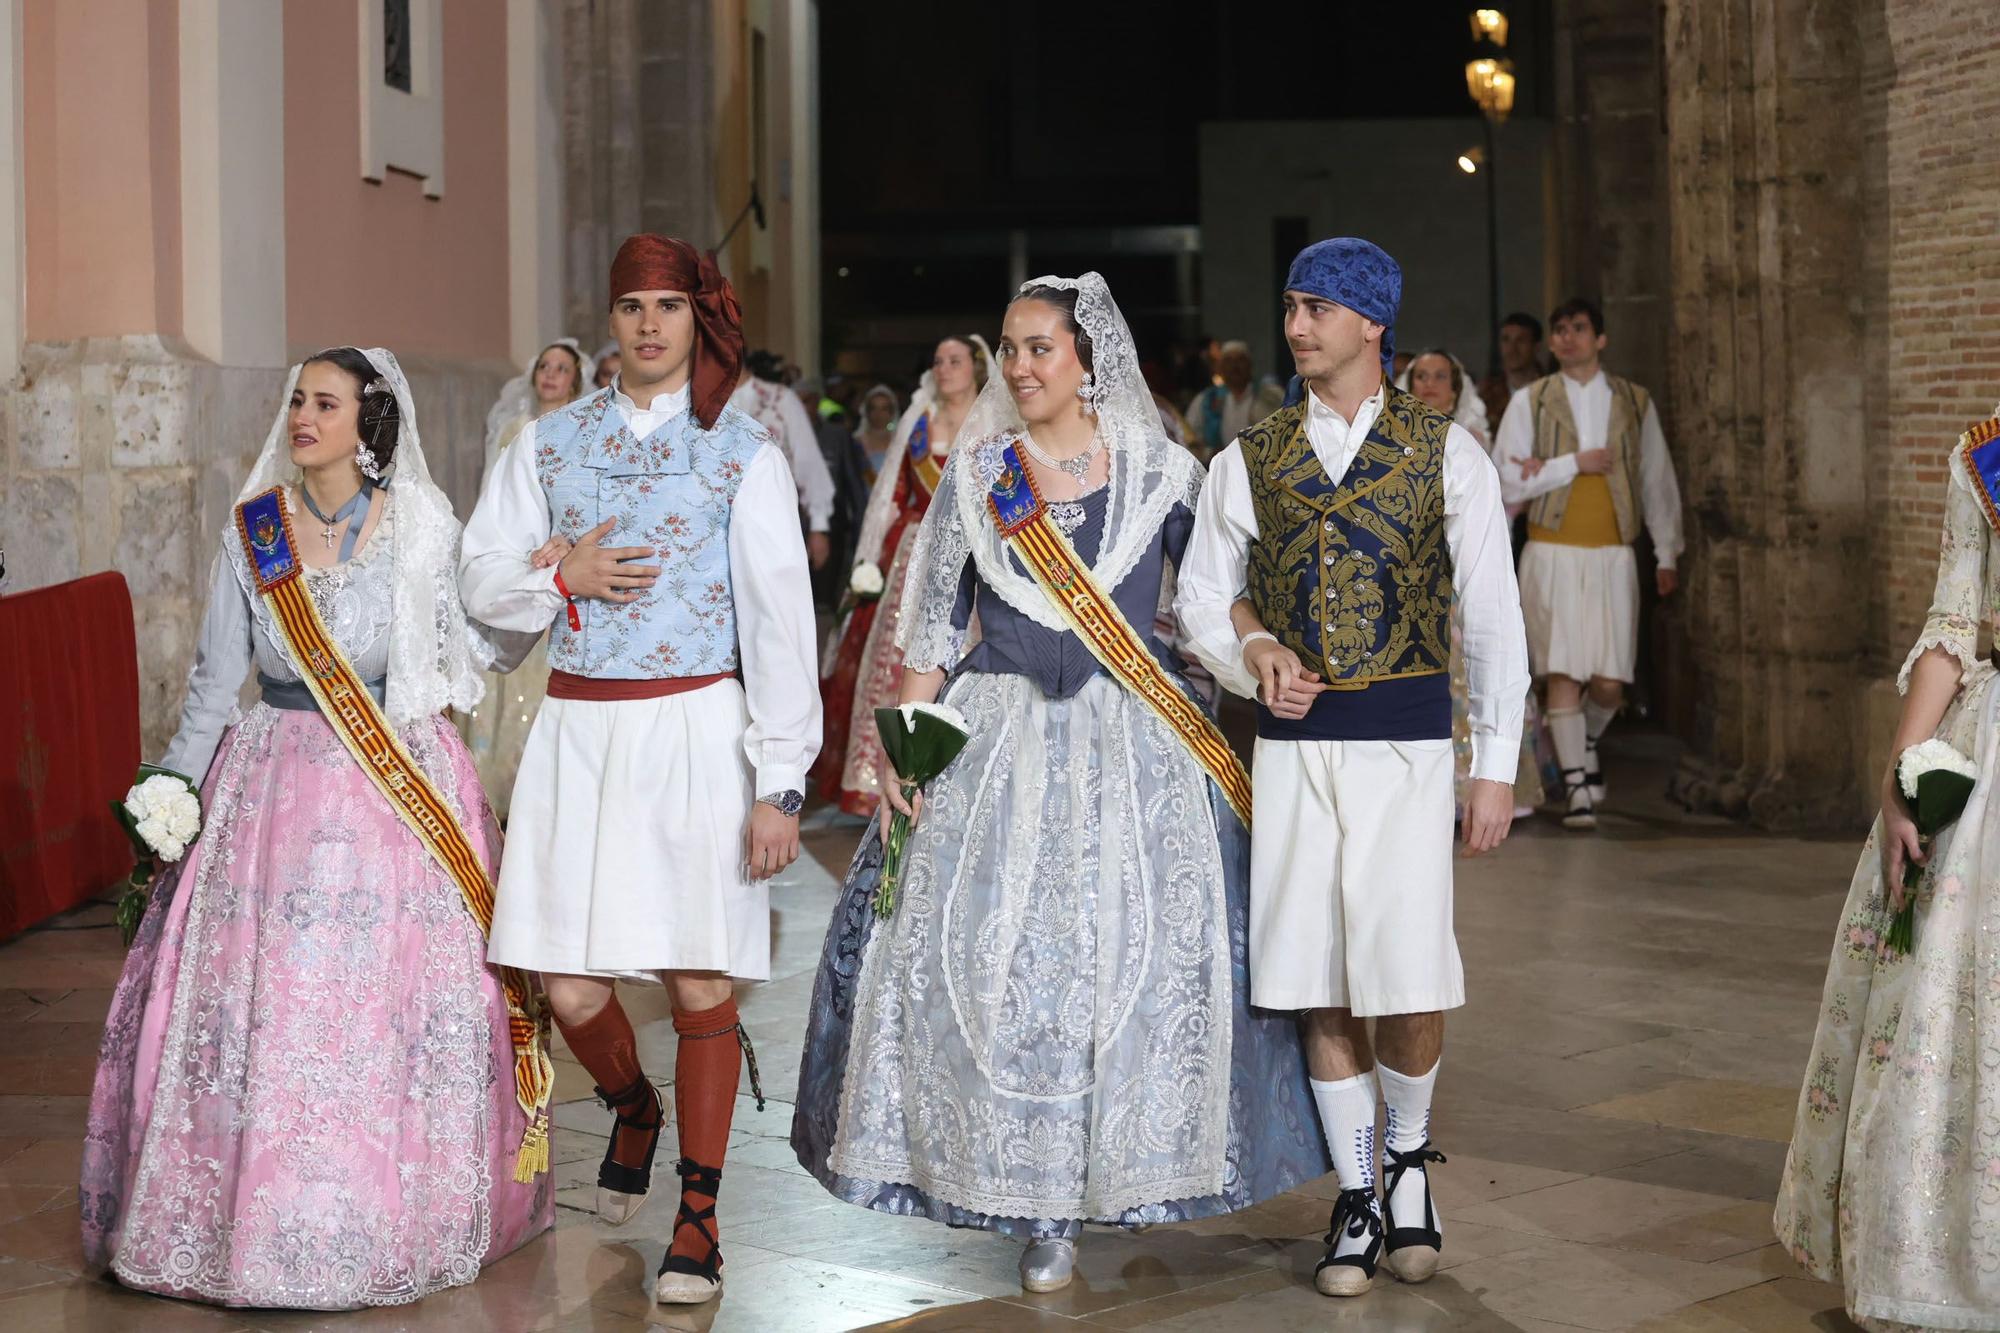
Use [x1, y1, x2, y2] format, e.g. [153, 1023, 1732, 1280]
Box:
[1378, 1059, 1442, 1242]
[1378, 1059, 1439, 1154]
[1309, 1073, 1377, 1193]
[1548, 707, 1588, 794]
[1582, 696, 1617, 745]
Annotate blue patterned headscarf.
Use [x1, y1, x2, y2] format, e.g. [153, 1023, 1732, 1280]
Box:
[1285, 237, 1401, 378]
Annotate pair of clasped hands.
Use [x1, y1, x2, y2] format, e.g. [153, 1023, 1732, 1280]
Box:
[1515, 450, 1678, 597]
[525, 519, 803, 880]
[1242, 635, 1513, 856]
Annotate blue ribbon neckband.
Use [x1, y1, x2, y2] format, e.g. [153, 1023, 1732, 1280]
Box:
[908, 412, 930, 461]
[1965, 419, 2000, 535]
[237, 488, 298, 590]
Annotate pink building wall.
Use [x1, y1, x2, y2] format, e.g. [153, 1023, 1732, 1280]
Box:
[23, 0, 183, 342]
[282, 0, 512, 367]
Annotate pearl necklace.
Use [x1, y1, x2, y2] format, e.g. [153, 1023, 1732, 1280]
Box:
[1020, 429, 1101, 484]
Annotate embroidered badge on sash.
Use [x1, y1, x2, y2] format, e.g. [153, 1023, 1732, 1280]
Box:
[1962, 418, 2000, 535]
[986, 442, 1045, 536]
[907, 413, 945, 496]
[234, 487, 299, 591]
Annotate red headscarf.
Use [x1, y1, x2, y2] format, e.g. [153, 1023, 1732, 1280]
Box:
[607, 234, 744, 431]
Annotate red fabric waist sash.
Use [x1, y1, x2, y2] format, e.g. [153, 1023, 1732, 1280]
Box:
[546, 669, 735, 702]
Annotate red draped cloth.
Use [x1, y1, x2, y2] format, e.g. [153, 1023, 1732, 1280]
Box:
[0, 572, 140, 939]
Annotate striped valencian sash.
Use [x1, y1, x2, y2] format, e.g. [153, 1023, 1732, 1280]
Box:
[908, 412, 945, 496]
[984, 443, 1253, 828]
[234, 486, 555, 1180]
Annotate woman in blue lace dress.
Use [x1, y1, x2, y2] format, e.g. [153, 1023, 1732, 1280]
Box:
[792, 274, 1327, 1294]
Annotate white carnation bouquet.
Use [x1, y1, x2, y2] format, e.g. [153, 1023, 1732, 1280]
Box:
[849, 561, 886, 600]
[1886, 738, 1979, 956]
[111, 765, 202, 945]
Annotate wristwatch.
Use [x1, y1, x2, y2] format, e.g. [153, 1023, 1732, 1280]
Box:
[757, 789, 805, 817]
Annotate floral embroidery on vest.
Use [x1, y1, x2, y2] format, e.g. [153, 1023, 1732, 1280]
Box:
[534, 392, 765, 678]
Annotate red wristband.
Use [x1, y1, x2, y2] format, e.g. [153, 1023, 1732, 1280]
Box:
[552, 568, 581, 631]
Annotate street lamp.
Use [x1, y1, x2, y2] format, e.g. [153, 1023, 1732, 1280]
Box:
[1465, 10, 1514, 383]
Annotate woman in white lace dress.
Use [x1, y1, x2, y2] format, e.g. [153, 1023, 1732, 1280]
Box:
[1776, 408, 2000, 1329]
[79, 348, 553, 1309]
[793, 275, 1326, 1295]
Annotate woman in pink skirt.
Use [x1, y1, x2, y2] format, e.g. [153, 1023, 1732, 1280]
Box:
[79, 347, 554, 1309]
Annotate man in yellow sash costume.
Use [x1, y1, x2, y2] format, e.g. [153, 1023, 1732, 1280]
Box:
[1178, 238, 1529, 1298]
[1490, 298, 1684, 830]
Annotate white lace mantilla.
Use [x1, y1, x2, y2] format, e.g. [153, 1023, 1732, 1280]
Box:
[235, 349, 503, 727]
[895, 272, 1201, 659]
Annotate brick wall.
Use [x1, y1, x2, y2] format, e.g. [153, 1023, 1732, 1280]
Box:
[1652, 0, 2000, 825]
[1861, 2, 2000, 676]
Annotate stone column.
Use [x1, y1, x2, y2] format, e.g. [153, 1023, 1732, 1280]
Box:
[559, 0, 714, 342]
[1661, 0, 1868, 826]
[1550, 0, 1670, 403]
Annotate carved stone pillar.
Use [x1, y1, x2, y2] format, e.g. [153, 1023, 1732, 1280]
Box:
[1661, 0, 1868, 826]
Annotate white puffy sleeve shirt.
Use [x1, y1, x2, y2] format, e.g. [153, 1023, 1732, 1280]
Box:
[459, 384, 822, 796]
[729, 378, 836, 533]
[1174, 387, 1530, 783]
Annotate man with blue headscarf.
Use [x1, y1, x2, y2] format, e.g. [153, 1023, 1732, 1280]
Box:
[1176, 238, 1529, 1300]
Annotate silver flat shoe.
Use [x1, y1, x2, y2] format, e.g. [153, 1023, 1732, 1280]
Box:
[1020, 1236, 1077, 1293]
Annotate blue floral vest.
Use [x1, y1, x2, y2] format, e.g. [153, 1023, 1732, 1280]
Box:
[533, 388, 766, 678]
[1241, 388, 1455, 742]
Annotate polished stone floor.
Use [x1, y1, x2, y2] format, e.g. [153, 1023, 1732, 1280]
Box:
[0, 732, 1865, 1331]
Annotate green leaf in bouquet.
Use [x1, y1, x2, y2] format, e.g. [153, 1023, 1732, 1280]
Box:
[1914, 768, 1977, 837]
[870, 706, 973, 919]
[108, 797, 143, 845]
[871, 706, 972, 787]
[875, 706, 915, 778]
[116, 882, 149, 948]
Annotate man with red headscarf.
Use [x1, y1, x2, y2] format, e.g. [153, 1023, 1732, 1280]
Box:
[460, 234, 821, 1305]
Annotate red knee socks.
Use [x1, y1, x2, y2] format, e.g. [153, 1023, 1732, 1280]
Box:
[555, 994, 662, 1173]
[666, 998, 747, 1267]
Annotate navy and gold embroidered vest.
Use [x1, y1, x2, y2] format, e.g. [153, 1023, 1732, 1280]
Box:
[1242, 388, 1454, 742]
